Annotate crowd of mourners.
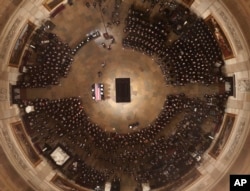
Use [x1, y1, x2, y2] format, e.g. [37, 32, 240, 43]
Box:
[17, 29, 73, 88]
[122, 3, 225, 87]
[17, 26, 102, 89]
[15, 0, 231, 190]
[19, 90, 229, 190]
[160, 20, 225, 86]
[122, 6, 169, 57]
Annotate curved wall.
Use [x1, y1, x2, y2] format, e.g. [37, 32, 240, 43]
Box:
[0, 0, 249, 190]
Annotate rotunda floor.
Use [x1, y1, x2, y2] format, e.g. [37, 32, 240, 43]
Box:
[24, 0, 220, 134]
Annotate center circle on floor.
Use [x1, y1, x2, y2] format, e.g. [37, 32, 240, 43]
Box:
[73, 43, 167, 133]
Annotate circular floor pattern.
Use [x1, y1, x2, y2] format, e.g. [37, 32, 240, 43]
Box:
[25, 1, 221, 134]
[26, 35, 168, 133]
[20, 1, 227, 190]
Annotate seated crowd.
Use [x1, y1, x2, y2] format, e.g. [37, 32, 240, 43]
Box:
[122, 6, 169, 57]
[17, 29, 73, 88]
[16, 1, 230, 190]
[122, 4, 225, 86]
[160, 20, 225, 86]
[158, 0, 197, 35]
[71, 157, 110, 189]
[19, 91, 229, 190]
